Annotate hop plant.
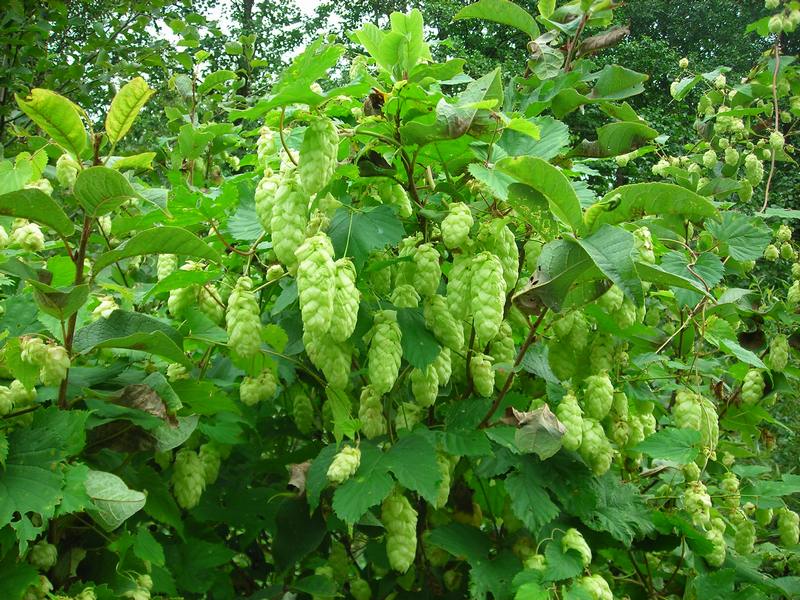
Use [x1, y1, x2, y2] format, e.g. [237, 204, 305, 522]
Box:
[579, 419, 614, 476]
[20, 337, 47, 365]
[378, 181, 413, 218]
[471, 252, 505, 346]
[705, 518, 726, 567]
[28, 542, 57, 571]
[684, 481, 712, 527]
[328, 258, 360, 342]
[255, 170, 281, 232]
[583, 372, 614, 420]
[756, 507, 774, 527]
[597, 285, 624, 313]
[226, 276, 262, 358]
[434, 454, 453, 509]
[781, 242, 796, 260]
[410, 365, 439, 407]
[395, 401, 424, 431]
[734, 515, 756, 555]
[549, 340, 577, 381]
[768, 334, 789, 371]
[556, 390, 583, 451]
[720, 472, 741, 509]
[562, 528, 592, 566]
[442, 202, 473, 249]
[391, 284, 420, 308]
[702, 149, 717, 168]
[381, 491, 418, 572]
[292, 389, 315, 434]
[39, 345, 70, 386]
[199, 442, 222, 484]
[789, 280, 800, 305]
[239, 369, 277, 406]
[92, 295, 118, 319]
[481, 222, 519, 293]
[589, 336, 614, 373]
[10, 221, 45, 252]
[55, 153, 80, 189]
[358, 385, 387, 439]
[198, 284, 225, 324]
[432, 347, 452, 386]
[778, 507, 800, 547]
[412, 243, 441, 297]
[350, 578, 371, 600]
[764, 244, 780, 261]
[299, 117, 339, 195]
[256, 126, 276, 166]
[470, 352, 495, 397]
[575, 574, 613, 600]
[776, 224, 793, 243]
[489, 321, 515, 387]
[424, 295, 464, 351]
[270, 171, 308, 272]
[741, 369, 765, 405]
[171, 449, 206, 510]
[296, 233, 336, 337]
[327, 445, 361, 484]
[367, 310, 402, 394]
[673, 389, 719, 462]
[446, 254, 473, 320]
[744, 153, 764, 186]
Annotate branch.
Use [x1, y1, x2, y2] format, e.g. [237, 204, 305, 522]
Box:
[760, 40, 782, 213]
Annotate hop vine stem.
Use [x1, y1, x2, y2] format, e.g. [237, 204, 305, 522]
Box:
[760, 40, 781, 213]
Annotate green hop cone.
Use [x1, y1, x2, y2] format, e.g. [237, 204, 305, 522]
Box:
[410, 365, 439, 407]
[412, 243, 441, 298]
[20, 337, 47, 365]
[589, 336, 614, 373]
[395, 401, 423, 431]
[171, 449, 206, 510]
[446, 254, 473, 320]
[381, 491, 418, 572]
[562, 528, 592, 567]
[55, 153, 80, 189]
[756, 507, 773, 527]
[327, 445, 361, 484]
[198, 284, 225, 324]
[424, 294, 464, 351]
[583, 372, 614, 420]
[471, 252, 505, 346]
[705, 518, 726, 567]
[548, 340, 576, 381]
[744, 153, 764, 186]
[734, 515, 756, 555]
[39, 345, 70, 386]
[684, 480, 712, 527]
[239, 368, 277, 406]
[434, 454, 453, 509]
[702, 149, 717, 168]
[741, 369, 765, 405]
[556, 390, 583, 451]
[226, 276, 262, 358]
[432, 347, 452, 385]
[768, 334, 789, 371]
[367, 310, 402, 394]
[778, 507, 800, 547]
[299, 117, 339, 195]
[350, 578, 371, 600]
[789, 281, 800, 305]
[781, 242, 796, 260]
[292, 389, 315, 434]
[470, 352, 495, 397]
[28, 542, 57, 571]
[270, 170, 308, 272]
[724, 146, 739, 166]
[296, 233, 336, 337]
[304, 331, 352, 390]
[764, 244, 780, 261]
[480, 222, 518, 292]
[391, 284, 420, 308]
[378, 181, 413, 218]
[673, 389, 719, 463]
[157, 254, 177, 281]
[575, 574, 613, 600]
[358, 385, 387, 439]
[776, 224, 793, 243]
[442, 202, 473, 249]
[633, 226, 656, 264]
[254, 170, 281, 233]
[168, 284, 197, 318]
[489, 321, 515, 388]
[0, 385, 14, 416]
[328, 258, 360, 342]
[579, 418, 614, 476]
[596, 285, 624, 313]
[368, 250, 393, 296]
[720, 472, 740, 509]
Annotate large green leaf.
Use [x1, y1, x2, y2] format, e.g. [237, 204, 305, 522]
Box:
[85, 470, 146, 531]
[706, 213, 771, 262]
[587, 183, 717, 232]
[15, 88, 87, 157]
[72, 310, 190, 367]
[105, 77, 154, 144]
[384, 430, 441, 505]
[94, 226, 220, 273]
[397, 308, 441, 370]
[634, 428, 701, 463]
[574, 225, 643, 305]
[31, 283, 89, 321]
[504, 458, 559, 531]
[572, 121, 659, 158]
[427, 523, 491, 564]
[73, 166, 139, 216]
[453, 0, 539, 38]
[0, 189, 74, 236]
[331, 443, 393, 525]
[328, 205, 404, 269]
[496, 156, 583, 232]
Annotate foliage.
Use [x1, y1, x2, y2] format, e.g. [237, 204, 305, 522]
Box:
[0, 1, 799, 599]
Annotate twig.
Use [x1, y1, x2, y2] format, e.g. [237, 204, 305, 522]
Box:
[478, 308, 548, 428]
[279, 107, 298, 166]
[760, 41, 782, 213]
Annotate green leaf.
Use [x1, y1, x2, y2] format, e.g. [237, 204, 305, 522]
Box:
[0, 407, 88, 529]
[3, 338, 40, 389]
[575, 224, 643, 305]
[397, 307, 441, 370]
[108, 152, 157, 171]
[384, 430, 441, 505]
[0, 432, 6, 468]
[497, 116, 570, 161]
[94, 226, 220, 273]
[470, 551, 522, 600]
[105, 77, 154, 144]
[635, 262, 714, 298]
[577, 475, 655, 544]
[704, 317, 767, 369]
[505, 459, 559, 532]
[85, 470, 146, 531]
[143, 269, 220, 301]
[496, 156, 583, 232]
[572, 121, 659, 158]
[73, 166, 139, 216]
[197, 70, 238, 95]
[307, 444, 339, 511]
[525, 239, 605, 312]
[0, 553, 39, 600]
[634, 428, 701, 463]
[31, 283, 89, 321]
[293, 575, 338, 597]
[543, 538, 584, 581]
[228, 199, 262, 242]
[15, 88, 87, 157]
[454, 0, 539, 38]
[0, 188, 74, 236]
[328, 205, 404, 269]
[592, 65, 649, 100]
[706, 213, 771, 262]
[73, 310, 190, 367]
[538, 0, 556, 18]
[588, 183, 717, 232]
[332, 443, 393, 524]
[133, 525, 165, 566]
[661, 251, 724, 307]
[427, 523, 491, 564]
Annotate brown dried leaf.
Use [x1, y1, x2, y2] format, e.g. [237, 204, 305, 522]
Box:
[288, 461, 311, 495]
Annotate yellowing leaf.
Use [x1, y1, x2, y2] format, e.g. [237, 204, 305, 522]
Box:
[105, 77, 155, 143]
[15, 89, 87, 157]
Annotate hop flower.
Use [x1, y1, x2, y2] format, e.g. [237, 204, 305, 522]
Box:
[470, 352, 495, 397]
[395, 401, 423, 431]
[778, 508, 800, 547]
[720, 472, 740, 509]
[20, 337, 47, 365]
[776, 224, 793, 243]
[377, 181, 413, 218]
[673, 389, 719, 462]
[327, 445, 361, 484]
[583, 372, 614, 420]
[556, 390, 583, 451]
[579, 419, 614, 475]
[684, 480, 712, 526]
[679, 57, 689, 69]
[769, 130, 785, 150]
[10, 221, 45, 252]
[471, 252, 505, 346]
[410, 365, 439, 407]
[705, 518, 726, 566]
[434, 454, 453, 509]
[270, 171, 308, 272]
[489, 321, 515, 388]
[256, 126, 276, 167]
[39, 345, 70, 386]
[702, 149, 718, 168]
[734, 515, 756, 555]
[299, 117, 339, 195]
[744, 153, 764, 186]
[789, 280, 800, 305]
[596, 285, 624, 313]
[304, 331, 352, 390]
[481, 222, 518, 292]
[741, 369, 765, 405]
[199, 442, 222, 484]
[391, 284, 420, 308]
[56, 153, 80, 189]
[576, 574, 613, 600]
[442, 202, 473, 249]
[358, 385, 386, 439]
[28, 542, 58, 571]
[412, 243, 441, 298]
[92, 295, 119, 319]
[432, 347, 452, 385]
[226, 276, 262, 358]
[424, 295, 464, 351]
[367, 310, 402, 394]
[446, 254, 473, 320]
[171, 449, 206, 510]
[768, 334, 789, 371]
[350, 578, 371, 600]
[296, 233, 336, 337]
[562, 528, 592, 566]
[292, 389, 315, 434]
[328, 258, 360, 342]
[381, 491, 418, 572]
[724, 146, 739, 166]
[239, 369, 277, 406]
